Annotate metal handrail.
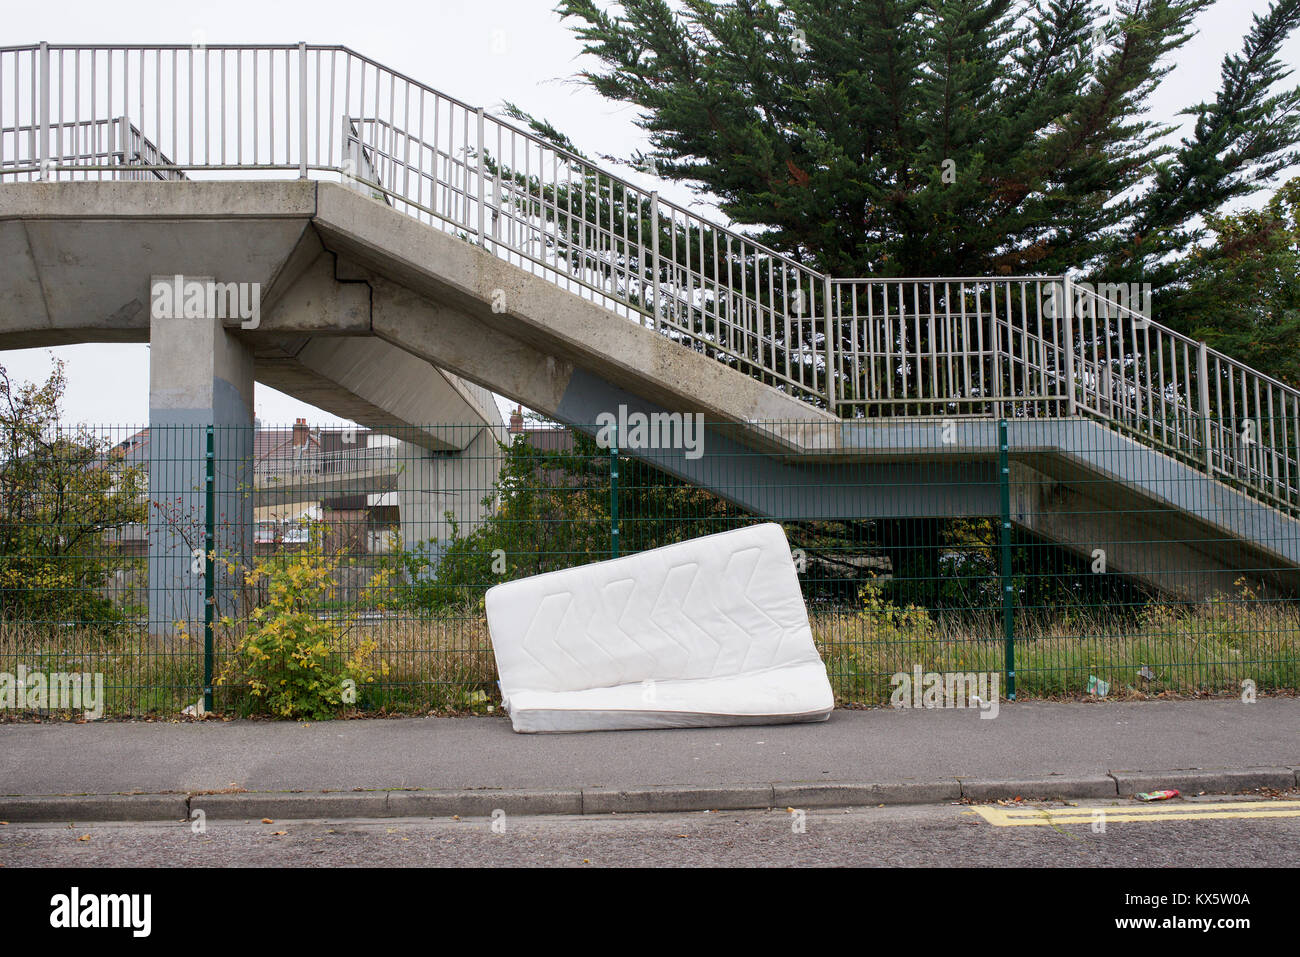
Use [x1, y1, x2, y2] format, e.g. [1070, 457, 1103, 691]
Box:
[254, 445, 398, 478]
[2, 43, 1297, 512]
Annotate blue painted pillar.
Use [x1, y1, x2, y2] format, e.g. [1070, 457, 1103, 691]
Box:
[147, 300, 254, 638]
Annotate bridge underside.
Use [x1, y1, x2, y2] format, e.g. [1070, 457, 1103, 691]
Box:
[2, 180, 1298, 611]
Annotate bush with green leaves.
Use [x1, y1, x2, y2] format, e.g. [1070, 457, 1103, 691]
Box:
[0, 359, 146, 628]
[217, 526, 389, 719]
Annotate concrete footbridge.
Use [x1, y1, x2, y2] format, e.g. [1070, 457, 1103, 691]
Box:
[1, 43, 1298, 619]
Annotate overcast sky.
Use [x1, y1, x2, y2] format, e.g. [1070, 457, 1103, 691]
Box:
[3, 0, 1297, 427]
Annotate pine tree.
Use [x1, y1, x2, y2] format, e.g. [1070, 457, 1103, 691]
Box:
[534, 0, 1300, 293]
[1161, 175, 1300, 386]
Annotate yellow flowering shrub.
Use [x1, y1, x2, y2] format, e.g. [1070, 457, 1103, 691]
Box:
[218, 525, 391, 719]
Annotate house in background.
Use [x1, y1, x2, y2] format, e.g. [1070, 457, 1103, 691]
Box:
[252, 418, 400, 554]
[106, 419, 403, 557]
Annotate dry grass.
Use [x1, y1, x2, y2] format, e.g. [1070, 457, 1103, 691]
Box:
[3, 586, 1297, 717]
[815, 589, 1300, 703]
[0, 619, 205, 715]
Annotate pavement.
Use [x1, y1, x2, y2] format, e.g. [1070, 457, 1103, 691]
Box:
[1, 698, 1297, 822]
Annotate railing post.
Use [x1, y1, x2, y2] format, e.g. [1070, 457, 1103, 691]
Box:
[38, 42, 50, 180]
[998, 418, 1016, 701]
[116, 115, 130, 168]
[1198, 341, 1213, 472]
[203, 424, 216, 715]
[476, 107, 486, 244]
[649, 191, 660, 329]
[298, 42, 308, 178]
[341, 115, 358, 189]
[824, 275, 837, 416]
[990, 284, 1002, 420]
[492, 168, 501, 244]
[1061, 276, 1077, 417]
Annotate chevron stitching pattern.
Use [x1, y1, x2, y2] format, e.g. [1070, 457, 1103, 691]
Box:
[489, 525, 816, 695]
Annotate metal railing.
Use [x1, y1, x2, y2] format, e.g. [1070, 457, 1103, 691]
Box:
[2, 42, 1297, 513]
[830, 277, 1072, 418]
[1, 115, 184, 179]
[1063, 282, 1300, 511]
[254, 444, 399, 481]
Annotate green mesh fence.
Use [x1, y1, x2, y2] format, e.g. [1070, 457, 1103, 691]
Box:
[1, 416, 1296, 718]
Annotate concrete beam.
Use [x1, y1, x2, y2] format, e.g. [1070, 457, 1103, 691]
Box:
[368, 276, 573, 417]
[311, 182, 837, 438]
[0, 181, 315, 348]
[252, 248, 371, 336]
[1010, 461, 1263, 601]
[553, 370, 999, 520]
[254, 336, 500, 450]
[396, 425, 506, 556]
[0, 183, 501, 446]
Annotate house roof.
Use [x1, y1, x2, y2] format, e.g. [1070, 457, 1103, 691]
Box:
[104, 423, 376, 468]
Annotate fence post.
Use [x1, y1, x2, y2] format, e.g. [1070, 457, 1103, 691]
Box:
[1061, 277, 1077, 417]
[298, 42, 308, 178]
[824, 275, 838, 416]
[610, 424, 620, 559]
[1198, 341, 1213, 473]
[38, 42, 50, 180]
[998, 418, 1016, 701]
[203, 425, 216, 714]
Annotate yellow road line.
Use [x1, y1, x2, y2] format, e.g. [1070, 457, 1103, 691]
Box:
[975, 800, 1300, 827]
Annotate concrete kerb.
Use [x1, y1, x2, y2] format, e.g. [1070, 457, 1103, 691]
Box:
[3, 768, 1297, 823]
[192, 791, 391, 821]
[773, 781, 960, 807]
[0, 793, 190, 823]
[1109, 767, 1298, 797]
[386, 789, 582, 818]
[959, 776, 1118, 801]
[582, 785, 775, 814]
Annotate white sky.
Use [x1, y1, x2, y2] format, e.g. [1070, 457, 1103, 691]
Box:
[2, 0, 1296, 427]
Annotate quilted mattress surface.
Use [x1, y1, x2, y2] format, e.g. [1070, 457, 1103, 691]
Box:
[485, 523, 835, 732]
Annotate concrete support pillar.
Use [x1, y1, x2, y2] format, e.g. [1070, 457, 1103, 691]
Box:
[147, 303, 255, 636]
[395, 425, 503, 563]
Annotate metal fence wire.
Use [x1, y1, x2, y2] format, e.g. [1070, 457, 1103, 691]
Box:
[0, 417, 1296, 718]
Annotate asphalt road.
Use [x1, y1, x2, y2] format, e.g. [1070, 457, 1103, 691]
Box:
[5, 795, 1298, 867]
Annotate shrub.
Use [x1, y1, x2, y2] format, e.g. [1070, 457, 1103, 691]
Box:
[217, 526, 390, 719]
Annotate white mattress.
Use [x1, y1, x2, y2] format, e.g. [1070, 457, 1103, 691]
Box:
[484, 523, 835, 732]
